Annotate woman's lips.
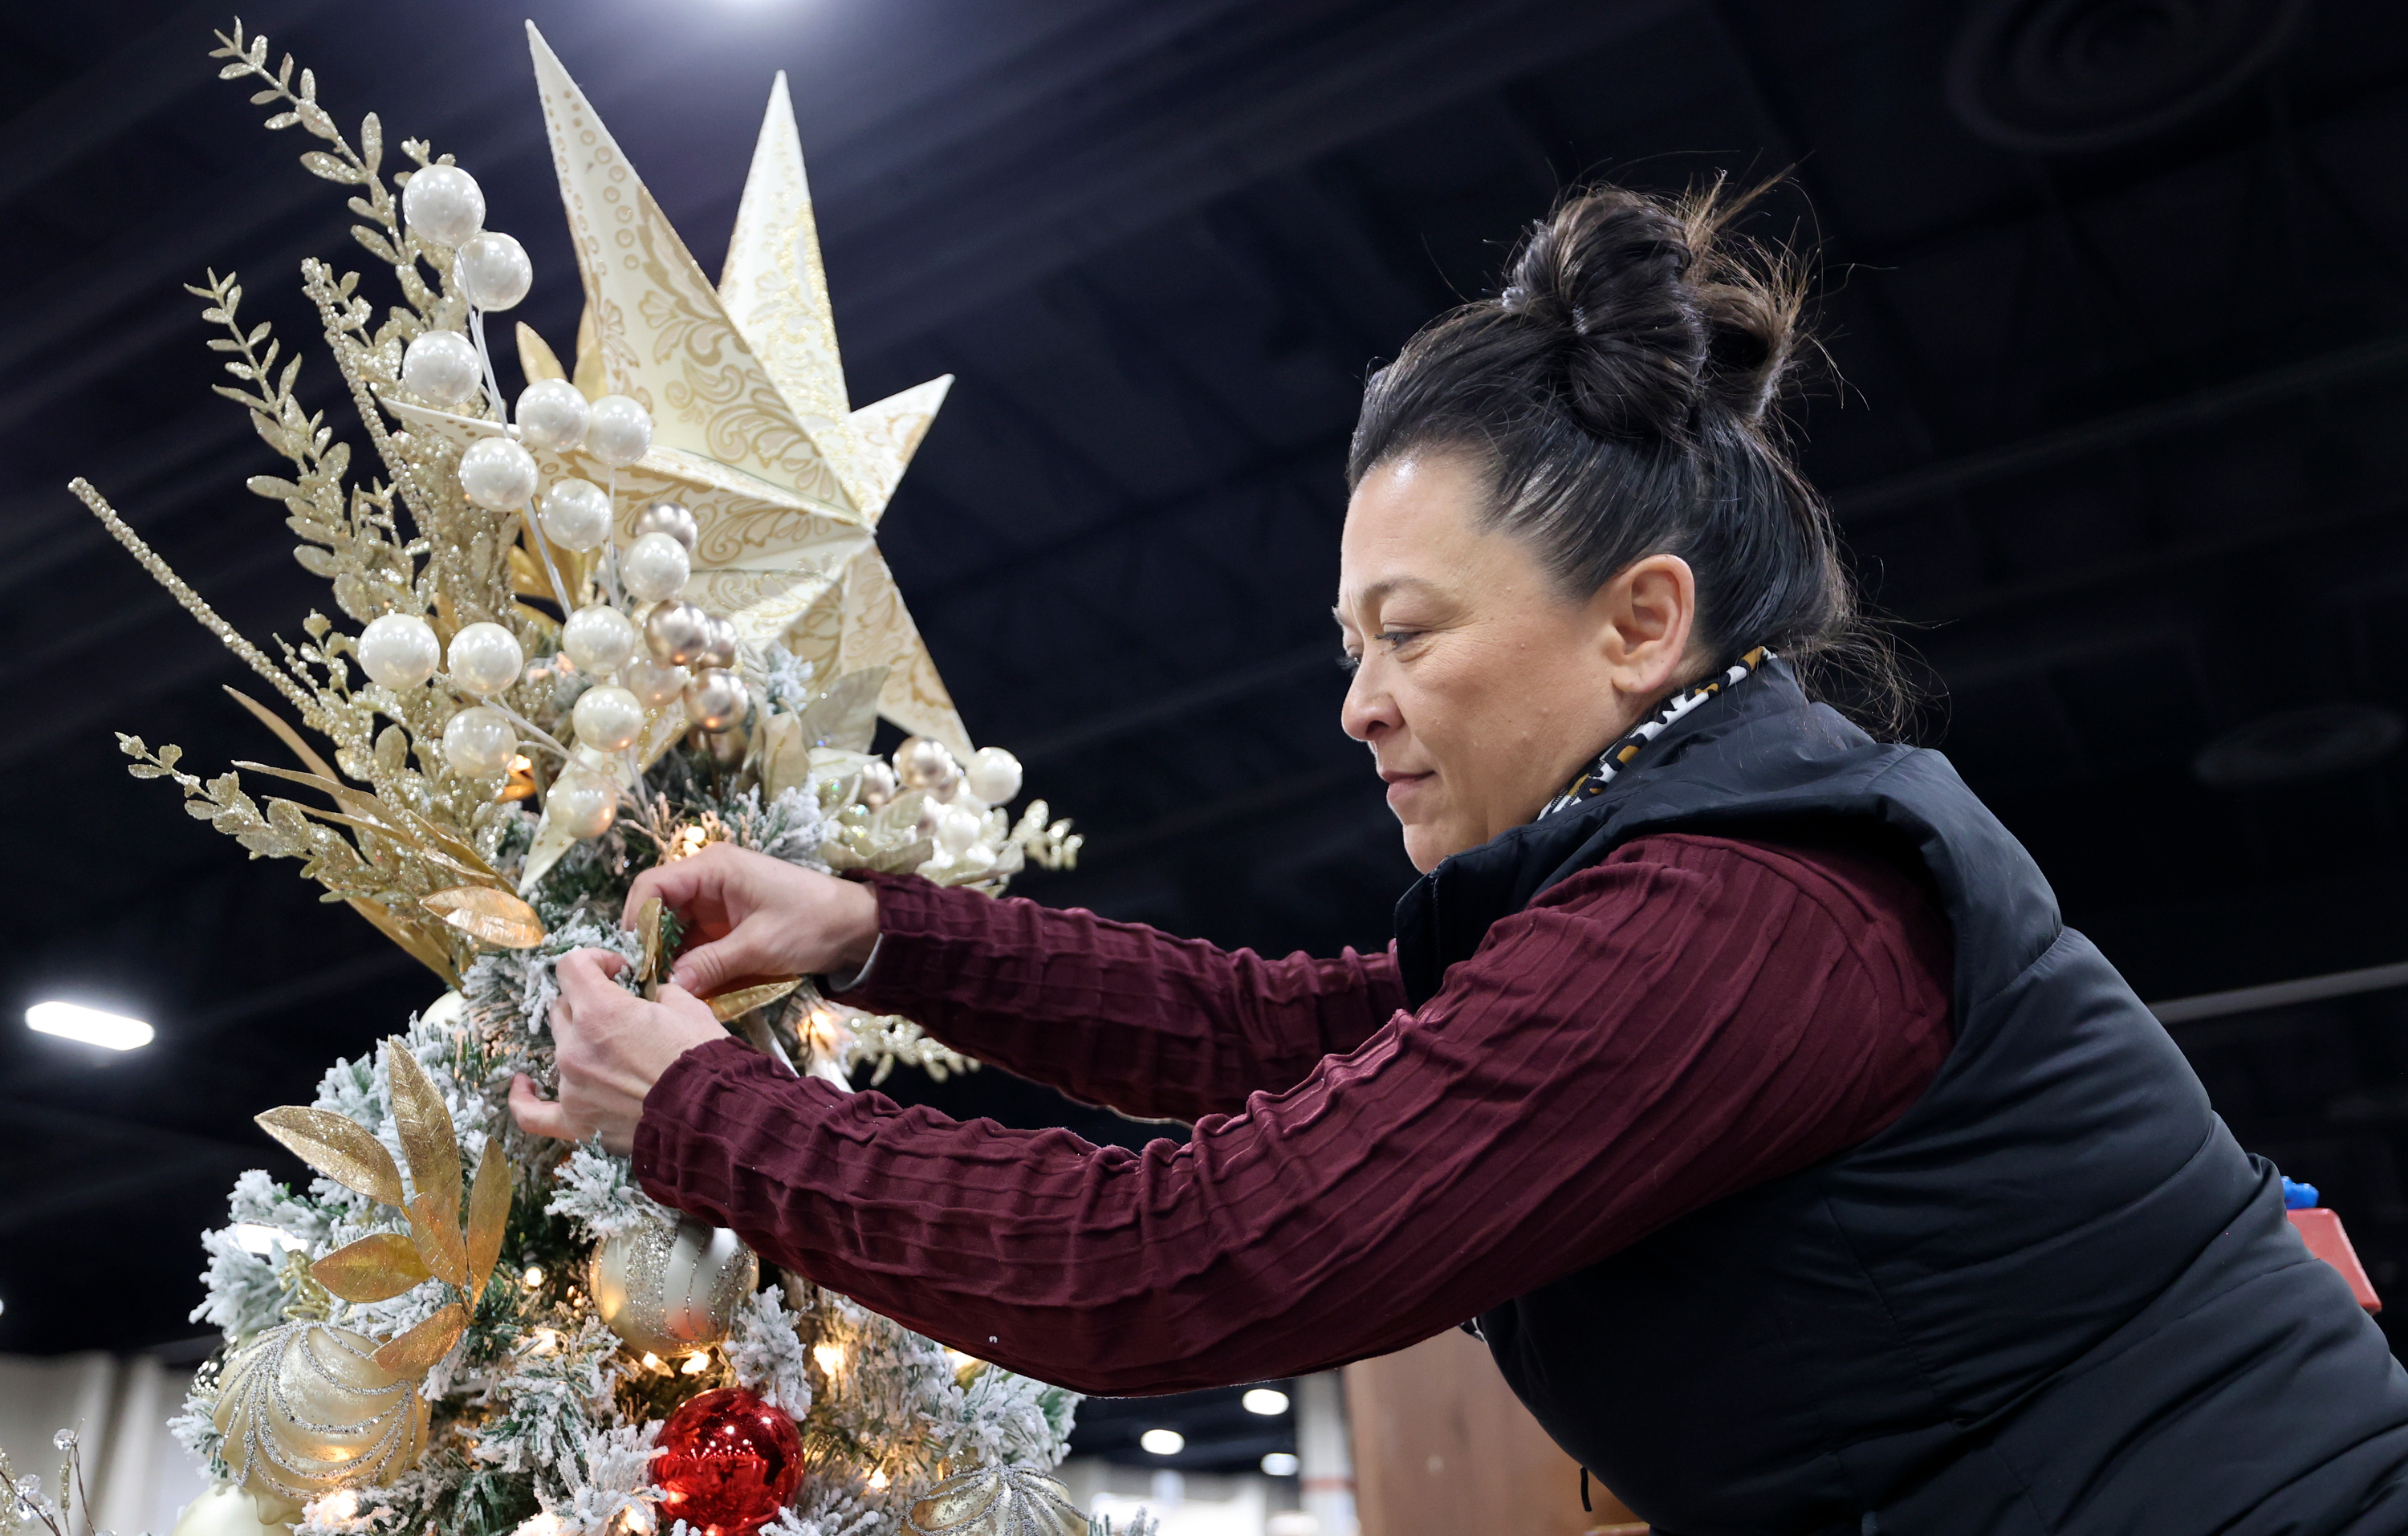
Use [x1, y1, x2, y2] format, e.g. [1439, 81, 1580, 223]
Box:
[1380, 769, 1434, 810]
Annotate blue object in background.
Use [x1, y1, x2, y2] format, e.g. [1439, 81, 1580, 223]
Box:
[2283, 1176, 2321, 1209]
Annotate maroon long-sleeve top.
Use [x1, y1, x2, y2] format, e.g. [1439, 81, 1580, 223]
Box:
[633, 832, 1954, 1395]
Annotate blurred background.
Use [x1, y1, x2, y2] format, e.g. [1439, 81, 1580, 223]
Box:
[5, 0, 2408, 1528]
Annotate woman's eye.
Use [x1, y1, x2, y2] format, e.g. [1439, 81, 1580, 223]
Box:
[1378, 629, 1422, 650]
[1337, 648, 1363, 673]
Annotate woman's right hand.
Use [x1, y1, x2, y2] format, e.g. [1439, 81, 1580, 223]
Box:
[622, 842, 881, 995]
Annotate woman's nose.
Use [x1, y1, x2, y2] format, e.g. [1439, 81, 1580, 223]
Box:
[1341, 664, 1397, 743]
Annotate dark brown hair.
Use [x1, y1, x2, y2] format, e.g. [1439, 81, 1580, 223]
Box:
[1348, 177, 1901, 729]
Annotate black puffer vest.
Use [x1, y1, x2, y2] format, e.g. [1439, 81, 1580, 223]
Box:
[1393, 660, 2408, 1535]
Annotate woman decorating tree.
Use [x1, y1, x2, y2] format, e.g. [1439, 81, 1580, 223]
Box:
[512, 182, 2408, 1534]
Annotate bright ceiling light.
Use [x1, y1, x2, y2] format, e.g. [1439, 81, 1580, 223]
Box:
[1261, 1452, 1300, 1477]
[1242, 1387, 1290, 1416]
[1139, 1428, 1185, 1456]
[26, 1001, 153, 1050]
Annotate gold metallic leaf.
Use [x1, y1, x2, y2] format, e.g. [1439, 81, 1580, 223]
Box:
[312, 1233, 433, 1303]
[421, 886, 546, 949]
[256, 1107, 405, 1208]
[235, 762, 500, 884]
[635, 896, 665, 983]
[344, 896, 463, 987]
[462, 1148, 511, 1301]
[382, 1041, 462, 1263]
[516, 320, 567, 384]
[710, 977, 803, 1022]
[409, 1190, 468, 1290]
[372, 1302, 466, 1378]
[222, 686, 342, 782]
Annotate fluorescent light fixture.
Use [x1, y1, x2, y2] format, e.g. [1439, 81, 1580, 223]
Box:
[1242, 1387, 1290, 1416]
[1139, 1428, 1185, 1456]
[1260, 1452, 1300, 1476]
[26, 1001, 153, 1050]
[230, 1224, 300, 1256]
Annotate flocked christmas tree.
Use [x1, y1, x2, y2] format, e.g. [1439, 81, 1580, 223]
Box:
[20, 18, 1153, 1536]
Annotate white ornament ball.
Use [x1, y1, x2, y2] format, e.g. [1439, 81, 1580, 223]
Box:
[934, 803, 982, 855]
[621, 531, 690, 603]
[538, 477, 612, 552]
[355, 613, 440, 691]
[966, 746, 1024, 806]
[442, 705, 519, 777]
[894, 735, 961, 794]
[588, 1216, 757, 1355]
[400, 330, 480, 406]
[624, 658, 689, 709]
[454, 230, 532, 311]
[586, 395, 653, 468]
[546, 771, 618, 841]
[633, 499, 698, 551]
[683, 667, 746, 730]
[170, 1480, 299, 1536]
[644, 600, 713, 667]
[571, 685, 646, 754]
[446, 622, 523, 697]
[515, 379, 591, 451]
[400, 164, 484, 248]
[562, 604, 639, 676]
[458, 437, 539, 511]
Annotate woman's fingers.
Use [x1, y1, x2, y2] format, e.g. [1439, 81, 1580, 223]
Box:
[666, 930, 758, 998]
[508, 1071, 587, 1141]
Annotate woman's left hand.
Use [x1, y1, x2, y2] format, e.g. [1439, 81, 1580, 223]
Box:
[509, 948, 726, 1155]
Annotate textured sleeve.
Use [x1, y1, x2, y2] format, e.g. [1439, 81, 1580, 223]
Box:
[839, 872, 1410, 1122]
[633, 837, 1951, 1395]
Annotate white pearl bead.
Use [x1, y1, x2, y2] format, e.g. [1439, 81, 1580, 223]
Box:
[624, 659, 689, 708]
[356, 612, 441, 691]
[620, 531, 690, 603]
[401, 164, 484, 248]
[585, 396, 653, 467]
[515, 379, 591, 451]
[571, 685, 646, 753]
[893, 736, 960, 793]
[966, 746, 1023, 806]
[561, 605, 638, 676]
[934, 803, 982, 855]
[538, 477, 612, 551]
[858, 760, 898, 809]
[442, 705, 518, 777]
[401, 330, 481, 406]
[546, 772, 617, 840]
[446, 621, 523, 697]
[458, 437, 539, 511]
[454, 231, 532, 311]
[683, 667, 746, 730]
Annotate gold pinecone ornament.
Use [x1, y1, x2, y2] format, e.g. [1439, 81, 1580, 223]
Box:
[905, 1467, 1088, 1535]
[211, 1322, 429, 1504]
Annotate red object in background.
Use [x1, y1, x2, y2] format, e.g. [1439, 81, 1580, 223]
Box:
[2288, 1208, 2383, 1314]
[651, 1387, 806, 1536]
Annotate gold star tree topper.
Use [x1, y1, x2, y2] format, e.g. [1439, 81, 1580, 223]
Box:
[386, 23, 968, 754]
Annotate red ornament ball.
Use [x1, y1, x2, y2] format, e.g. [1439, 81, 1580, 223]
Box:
[651, 1387, 806, 1536]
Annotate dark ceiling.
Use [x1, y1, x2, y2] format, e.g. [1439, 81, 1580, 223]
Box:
[6, 0, 2408, 1464]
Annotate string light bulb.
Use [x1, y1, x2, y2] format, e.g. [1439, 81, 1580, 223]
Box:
[813, 1342, 845, 1375]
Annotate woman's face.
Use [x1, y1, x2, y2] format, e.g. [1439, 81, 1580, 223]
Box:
[1336, 451, 1702, 872]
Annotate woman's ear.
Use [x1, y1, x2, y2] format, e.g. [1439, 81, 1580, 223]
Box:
[1592, 554, 1698, 701]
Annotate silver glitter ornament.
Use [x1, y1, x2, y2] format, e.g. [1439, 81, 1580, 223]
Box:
[587, 1216, 758, 1355]
[644, 601, 714, 666]
[697, 613, 739, 671]
[633, 499, 699, 552]
[211, 1322, 428, 1504]
[894, 735, 961, 794]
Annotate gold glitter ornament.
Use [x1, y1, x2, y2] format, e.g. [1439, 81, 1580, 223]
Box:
[588, 1215, 759, 1355]
[904, 1468, 1088, 1536]
[211, 1322, 429, 1503]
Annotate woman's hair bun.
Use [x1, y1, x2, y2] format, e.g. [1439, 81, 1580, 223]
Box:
[1495, 178, 1804, 441]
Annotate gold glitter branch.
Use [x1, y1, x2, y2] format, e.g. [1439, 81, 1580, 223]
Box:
[70, 477, 319, 717]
